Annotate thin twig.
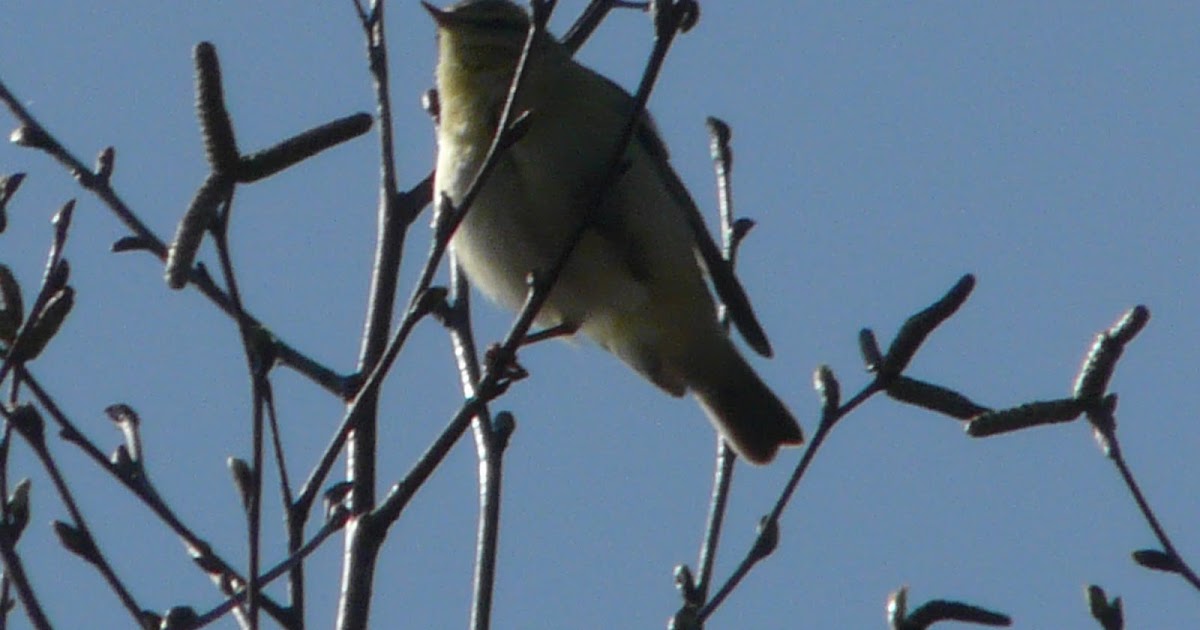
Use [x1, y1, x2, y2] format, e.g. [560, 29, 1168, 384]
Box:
[1107, 431, 1200, 591]
[262, 380, 305, 617]
[694, 441, 734, 602]
[562, 0, 616, 53]
[445, 258, 505, 630]
[210, 197, 267, 628]
[692, 116, 743, 604]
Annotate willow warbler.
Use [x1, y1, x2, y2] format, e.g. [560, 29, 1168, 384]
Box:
[425, 0, 802, 463]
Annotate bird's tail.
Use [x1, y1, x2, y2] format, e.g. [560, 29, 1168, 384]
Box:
[685, 336, 804, 464]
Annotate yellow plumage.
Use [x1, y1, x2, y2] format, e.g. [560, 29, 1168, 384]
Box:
[426, 0, 803, 463]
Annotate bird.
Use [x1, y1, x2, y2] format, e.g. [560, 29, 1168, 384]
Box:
[424, 0, 802, 463]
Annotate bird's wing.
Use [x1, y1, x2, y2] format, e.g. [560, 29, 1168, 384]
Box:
[634, 115, 775, 358]
[577, 70, 774, 357]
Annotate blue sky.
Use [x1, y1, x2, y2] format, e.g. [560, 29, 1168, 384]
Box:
[2, 2, 1198, 628]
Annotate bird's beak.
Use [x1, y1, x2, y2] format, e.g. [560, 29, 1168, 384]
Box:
[421, 2, 452, 27]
